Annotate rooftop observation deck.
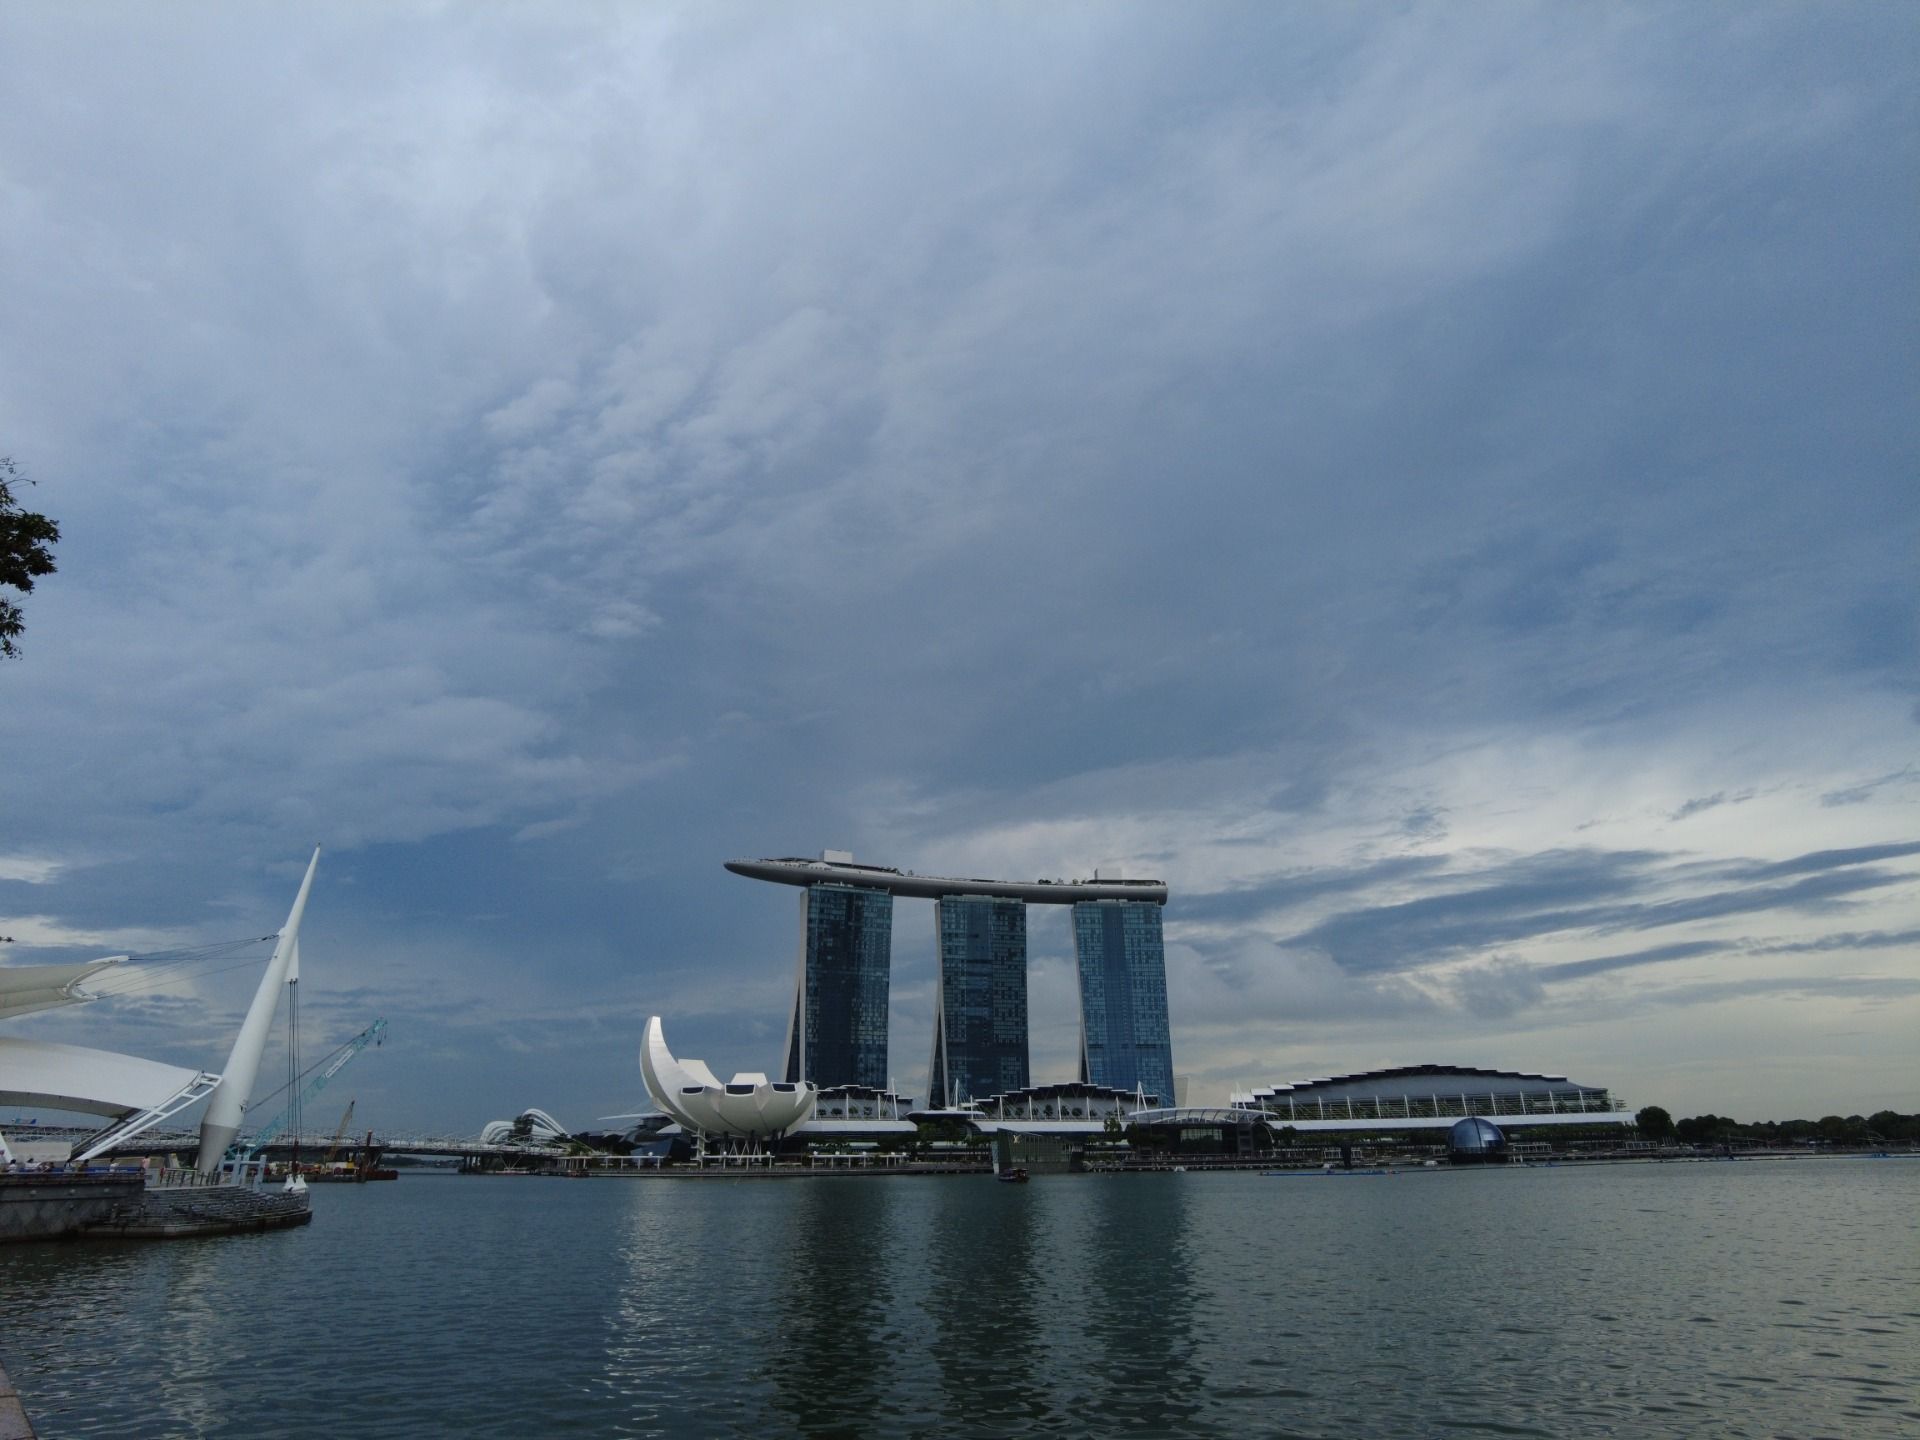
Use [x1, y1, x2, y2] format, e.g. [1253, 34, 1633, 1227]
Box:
[724, 857, 1168, 905]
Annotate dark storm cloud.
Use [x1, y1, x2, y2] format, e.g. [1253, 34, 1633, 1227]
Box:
[1822, 767, 1916, 807]
[1429, 919, 1920, 987]
[1283, 844, 1920, 975]
[1537, 941, 1727, 984]
[1643, 974, 1920, 1010]
[1591, 867, 1914, 933]
[1751, 928, 1920, 956]
[1175, 854, 1454, 929]
[1279, 848, 1669, 971]
[1737, 841, 1920, 881]
[1670, 791, 1753, 822]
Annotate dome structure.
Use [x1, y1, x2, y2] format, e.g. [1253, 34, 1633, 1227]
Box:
[1449, 1115, 1509, 1162]
[641, 1016, 816, 1143]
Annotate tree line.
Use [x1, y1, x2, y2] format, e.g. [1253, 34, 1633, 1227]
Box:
[1, 455, 59, 659]
[1637, 1105, 1917, 1146]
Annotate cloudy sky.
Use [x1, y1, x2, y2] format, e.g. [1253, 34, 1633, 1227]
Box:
[2, 4, 1914, 1135]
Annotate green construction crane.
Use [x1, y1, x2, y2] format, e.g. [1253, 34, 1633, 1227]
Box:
[235, 1018, 387, 1159]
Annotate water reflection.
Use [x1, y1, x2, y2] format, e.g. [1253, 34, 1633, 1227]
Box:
[765, 1180, 904, 1434]
[602, 1180, 691, 1432]
[923, 1179, 1046, 1428]
[143, 1235, 241, 1438]
[1, 1221, 315, 1437]
[1071, 1176, 1203, 1432]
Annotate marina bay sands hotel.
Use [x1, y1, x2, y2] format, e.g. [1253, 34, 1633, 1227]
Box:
[725, 854, 1176, 1108]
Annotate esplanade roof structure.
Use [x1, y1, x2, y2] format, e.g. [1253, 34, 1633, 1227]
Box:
[0, 848, 323, 1169]
[1, 957, 224, 1163]
[724, 856, 1168, 905]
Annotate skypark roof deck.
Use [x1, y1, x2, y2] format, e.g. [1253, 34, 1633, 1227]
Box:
[724, 856, 1168, 905]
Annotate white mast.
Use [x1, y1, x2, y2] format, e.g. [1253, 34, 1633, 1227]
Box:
[195, 847, 320, 1172]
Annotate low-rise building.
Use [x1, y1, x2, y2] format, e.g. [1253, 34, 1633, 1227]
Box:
[1224, 1065, 1633, 1133]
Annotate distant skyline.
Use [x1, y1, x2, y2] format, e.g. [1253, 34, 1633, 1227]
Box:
[1, 4, 1914, 1133]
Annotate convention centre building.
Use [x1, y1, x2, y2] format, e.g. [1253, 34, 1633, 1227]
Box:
[1222, 1065, 1633, 1132]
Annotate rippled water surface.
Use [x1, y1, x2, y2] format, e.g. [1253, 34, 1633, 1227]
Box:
[3, 1159, 1916, 1437]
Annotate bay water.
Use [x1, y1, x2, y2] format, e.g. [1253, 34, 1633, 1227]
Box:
[3, 1159, 1915, 1437]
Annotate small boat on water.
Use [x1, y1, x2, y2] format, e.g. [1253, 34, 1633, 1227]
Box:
[995, 1166, 1029, 1184]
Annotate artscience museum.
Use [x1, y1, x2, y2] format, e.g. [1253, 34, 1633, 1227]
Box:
[640, 1017, 818, 1147]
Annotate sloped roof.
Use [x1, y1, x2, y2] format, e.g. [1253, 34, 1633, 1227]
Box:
[0, 958, 124, 1021]
[0, 1035, 209, 1119]
[1252, 1064, 1584, 1095]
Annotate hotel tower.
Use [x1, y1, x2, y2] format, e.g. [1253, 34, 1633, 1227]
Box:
[726, 853, 1175, 1105]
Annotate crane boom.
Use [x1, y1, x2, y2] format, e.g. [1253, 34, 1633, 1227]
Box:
[237, 1018, 386, 1158]
[325, 1099, 356, 1163]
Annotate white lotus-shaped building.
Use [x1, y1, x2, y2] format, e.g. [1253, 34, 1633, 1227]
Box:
[641, 1016, 816, 1142]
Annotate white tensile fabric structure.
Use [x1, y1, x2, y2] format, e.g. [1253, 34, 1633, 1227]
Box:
[0, 848, 323, 1168]
[0, 1037, 214, 1119]
[196, 848, 321, 1170]
[478, 1109, 570, 1145]
[0, 961, 223, 1163]
[641, 1016, 816, 1142]
[0, 957, 126, 1021]
[0, 1035, 221, 1166]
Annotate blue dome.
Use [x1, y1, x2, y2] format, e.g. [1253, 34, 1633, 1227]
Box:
[1449, 1116, 1508, 1154]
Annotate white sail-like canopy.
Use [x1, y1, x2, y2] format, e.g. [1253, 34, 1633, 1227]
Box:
[0, 960, 221, 1163]
[196, 846, 319, 1170]
[1, 855, 322, 1168]
[0, 1035, 214, 1119]
[0, 958, 126, 1021]
[0, 1035, 222, 1164]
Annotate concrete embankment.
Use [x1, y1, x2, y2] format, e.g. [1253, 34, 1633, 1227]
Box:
[0, 1356, 37, 1440]
[489, 1163, 994, 1180]
[0, 1173, 142, 1243]
[1, 1173, 310, 1242]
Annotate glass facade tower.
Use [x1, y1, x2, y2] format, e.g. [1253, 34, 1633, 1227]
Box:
[784, 883, 893, 1089]
[927, 896, 1029, 1107]
[1073, 900, 1175, 1106]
